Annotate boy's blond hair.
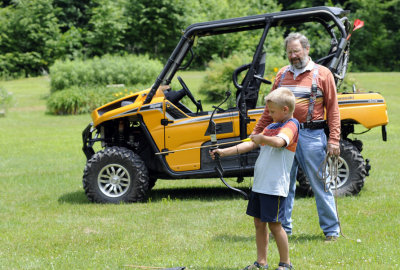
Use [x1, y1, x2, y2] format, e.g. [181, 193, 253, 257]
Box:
[265, 87, 295, 114]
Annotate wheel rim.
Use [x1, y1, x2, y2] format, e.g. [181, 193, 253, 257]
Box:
[98, 164, 131, 198]
[329, 156, 349, 190]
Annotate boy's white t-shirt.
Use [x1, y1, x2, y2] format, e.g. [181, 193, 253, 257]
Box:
[252, 119, 299, 197]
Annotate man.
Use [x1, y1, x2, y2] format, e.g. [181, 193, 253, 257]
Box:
[253, 32, 340, 241]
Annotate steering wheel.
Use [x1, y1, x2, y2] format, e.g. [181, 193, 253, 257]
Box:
[177, 76, 203, 112]
[232, 63, 271, 90]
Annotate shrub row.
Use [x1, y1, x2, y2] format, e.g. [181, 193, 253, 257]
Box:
[47, 86, 109, 115]
[47, 54, 162, 114]
[46, 85, 148, 115]
[49, 54, 163, 92]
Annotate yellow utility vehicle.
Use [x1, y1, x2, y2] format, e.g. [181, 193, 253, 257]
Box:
[82, 6, 388, 203]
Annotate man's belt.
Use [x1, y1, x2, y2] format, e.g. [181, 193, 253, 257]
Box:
[299, 120, 327, 130]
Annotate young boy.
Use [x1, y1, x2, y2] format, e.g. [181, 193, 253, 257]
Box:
[210, 87, 299, 270]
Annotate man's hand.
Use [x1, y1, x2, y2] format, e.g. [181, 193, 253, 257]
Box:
[327, 143, 340, 156]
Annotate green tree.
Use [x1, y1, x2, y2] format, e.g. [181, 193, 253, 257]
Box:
[51, 0, 97, 60]
[86, 0, 128, 56]
[0, 0, 62, 76]
[276, 0, 348, 10]
[52, 0, 93, 32]
[276, 0, 400, 71]
[123, 0, 185, 59]
[345, 0, 400, 71]
[0, 0, 12, 7]
[179, 0, 282, 67]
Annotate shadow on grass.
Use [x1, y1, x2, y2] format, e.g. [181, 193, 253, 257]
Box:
[148, 185, 313, 202]
[212, 233, 322, 243]
[288, 233, 323, 242]
[57, 186, 249, 204]
[123, 267, 237, 270]
[196, 266, 238, 270]
[58, 190, 91, 204]
[58, 184, 313, 205]
[148, 186, 249, 202]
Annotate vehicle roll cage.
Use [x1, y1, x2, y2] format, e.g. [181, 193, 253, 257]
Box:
[143, 6, 351, 106]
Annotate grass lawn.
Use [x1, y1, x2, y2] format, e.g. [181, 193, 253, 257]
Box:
[0, 73, 399, 269]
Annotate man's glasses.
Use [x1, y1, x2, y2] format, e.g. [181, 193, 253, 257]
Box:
[286, 49, 303, 56]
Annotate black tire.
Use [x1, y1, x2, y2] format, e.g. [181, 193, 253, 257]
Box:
[83, 147, 149, 203]
[296, 139, 367, 197]
[296, 167, 313, 197]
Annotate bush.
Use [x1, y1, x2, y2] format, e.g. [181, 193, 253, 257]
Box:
[199, 54, 286, 106]
[0, 87, 13, 116]
[47, 86, 114, 115]
[199, 54, 251, 104]
[46, 84, 150, 115]
[49, 54, 163, 92]
[0, 52, 46, 79]
[338, 72, 359, 93]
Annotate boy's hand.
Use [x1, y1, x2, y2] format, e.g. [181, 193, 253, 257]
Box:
[209, 149, 224, 159]
[249, 134, 263, 145]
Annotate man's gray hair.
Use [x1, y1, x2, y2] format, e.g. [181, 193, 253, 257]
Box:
[284, 32, 310, 50]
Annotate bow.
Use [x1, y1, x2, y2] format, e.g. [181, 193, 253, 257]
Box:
[208, 91, 249, 200]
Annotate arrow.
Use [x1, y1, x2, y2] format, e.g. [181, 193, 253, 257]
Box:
[155, 138, 251, 155]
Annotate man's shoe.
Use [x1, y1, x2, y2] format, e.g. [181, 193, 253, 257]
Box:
[325, 235, 338, 242]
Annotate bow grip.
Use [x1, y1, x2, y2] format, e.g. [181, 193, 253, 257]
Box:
[213, 152, 225, 175]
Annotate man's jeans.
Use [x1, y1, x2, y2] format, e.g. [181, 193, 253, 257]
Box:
[282, 128, 340, 237]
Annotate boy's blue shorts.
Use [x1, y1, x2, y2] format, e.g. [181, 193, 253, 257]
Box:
[246, 191, 286, 223]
